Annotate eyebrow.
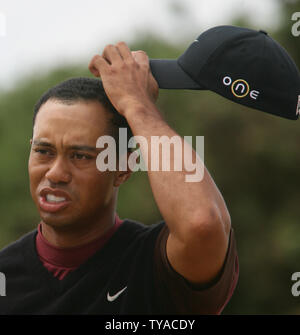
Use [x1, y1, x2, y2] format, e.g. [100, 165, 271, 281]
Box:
[32, 140, 54, 148]
[32, 140, 98, 153]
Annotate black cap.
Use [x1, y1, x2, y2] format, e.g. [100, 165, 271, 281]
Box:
[150, 25, 300, 120]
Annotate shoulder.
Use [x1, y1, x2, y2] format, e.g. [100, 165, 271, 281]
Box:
[107, 219, 166, 264]
[118, 218, 165, 241]
[0, 230, 37, 267]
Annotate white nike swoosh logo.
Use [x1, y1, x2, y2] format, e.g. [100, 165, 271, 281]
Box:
[107, 286, 127, 302]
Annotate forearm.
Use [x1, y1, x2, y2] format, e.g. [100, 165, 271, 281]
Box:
[124, 105, 231, 241]
[89, 42, 231, 283]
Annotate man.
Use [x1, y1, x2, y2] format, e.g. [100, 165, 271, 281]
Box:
[0, 42, 238, 314]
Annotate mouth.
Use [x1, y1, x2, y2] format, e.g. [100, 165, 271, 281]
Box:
[38, 188, 72, 213]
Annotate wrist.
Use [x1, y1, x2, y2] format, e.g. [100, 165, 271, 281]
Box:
[123, 102, 162, 122]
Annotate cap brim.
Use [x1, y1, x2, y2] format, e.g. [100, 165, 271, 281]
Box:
[149, 59, 205, 90]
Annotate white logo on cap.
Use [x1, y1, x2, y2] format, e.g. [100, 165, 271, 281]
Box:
[222, 76, 260, 100]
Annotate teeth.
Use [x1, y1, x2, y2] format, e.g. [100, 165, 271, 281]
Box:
[46, 194, 66, 203]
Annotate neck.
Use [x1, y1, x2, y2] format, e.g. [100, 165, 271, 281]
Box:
[40, 211, 116, 248]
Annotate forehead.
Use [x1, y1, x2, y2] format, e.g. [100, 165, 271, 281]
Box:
[33, 99, 110, 144]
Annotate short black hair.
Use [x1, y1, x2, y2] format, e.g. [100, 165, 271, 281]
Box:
[33, 77, 133, 153]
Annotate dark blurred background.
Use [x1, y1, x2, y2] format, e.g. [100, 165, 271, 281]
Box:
[0, 0, 300, 314]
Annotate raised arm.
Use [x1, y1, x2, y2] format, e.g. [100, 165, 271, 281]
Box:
[89, 42, 231, 286]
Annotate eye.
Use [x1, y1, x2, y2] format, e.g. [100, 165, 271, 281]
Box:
[71, 152, 93, 160]
[34, 148, 53, 156]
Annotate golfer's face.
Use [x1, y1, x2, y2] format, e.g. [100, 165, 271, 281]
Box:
[28, 100, 116, 228]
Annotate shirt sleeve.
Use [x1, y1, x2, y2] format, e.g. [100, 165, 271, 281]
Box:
[153, 223, 239, 315]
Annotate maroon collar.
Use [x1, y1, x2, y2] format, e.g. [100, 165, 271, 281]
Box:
[36, 215, 123, 269]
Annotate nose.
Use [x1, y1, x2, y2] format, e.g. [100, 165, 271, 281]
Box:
[45, 157, 72, 184]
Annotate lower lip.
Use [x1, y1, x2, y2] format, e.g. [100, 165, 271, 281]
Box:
[38, 196, 71, 213]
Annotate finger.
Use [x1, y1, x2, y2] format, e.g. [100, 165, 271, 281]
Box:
[88, 55, 108, 77]
[115, 41, 134, 62]
[102, 44, 123, 65]
[131, 50, 149, 67]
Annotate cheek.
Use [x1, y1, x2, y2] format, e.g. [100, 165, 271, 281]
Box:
[79, 171, 115, 205]
[28, 158, 46, 195]
[28, 160, 42, 190]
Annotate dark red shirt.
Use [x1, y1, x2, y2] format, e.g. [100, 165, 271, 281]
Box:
[36, 215, 123, 280]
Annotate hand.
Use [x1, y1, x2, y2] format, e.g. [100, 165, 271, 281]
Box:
[88, 42, 159, 117]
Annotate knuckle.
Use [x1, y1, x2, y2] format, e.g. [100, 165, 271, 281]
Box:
[109, 66, 117, 75]
[126, 58, 135, 66]
[120, 63, 128, 70]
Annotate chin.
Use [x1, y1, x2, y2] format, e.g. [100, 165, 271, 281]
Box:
[39, 212, 78, 230]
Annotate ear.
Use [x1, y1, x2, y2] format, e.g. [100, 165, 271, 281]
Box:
[113, 151, 134, 187]
[113, 170, 132, 187]
[30, 139, 33, 145]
